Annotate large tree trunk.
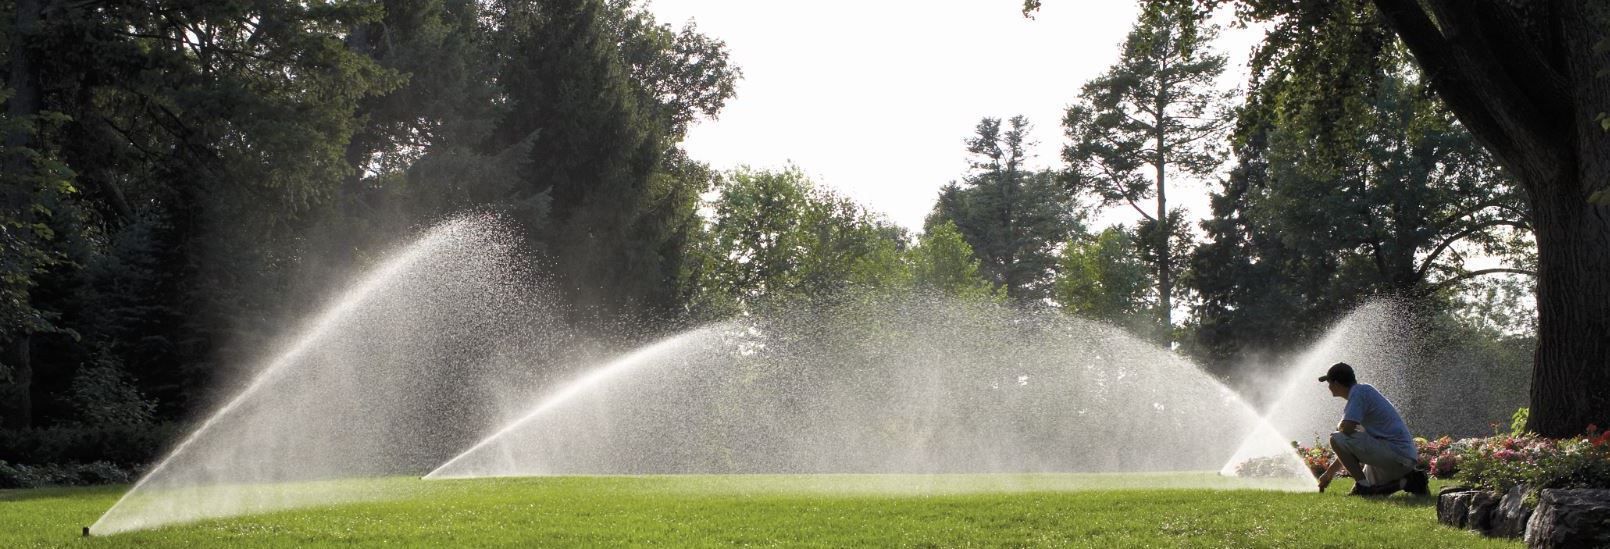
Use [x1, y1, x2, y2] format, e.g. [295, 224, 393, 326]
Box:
[1527, 174, 1610, 436]
[1530, 4, 1610, 436]
[1370, 0, 1610, 437]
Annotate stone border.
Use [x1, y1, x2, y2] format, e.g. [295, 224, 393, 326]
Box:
[1438, 486, 1610, 548]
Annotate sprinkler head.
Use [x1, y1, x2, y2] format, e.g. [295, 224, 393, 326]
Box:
[82, 526, 90, 537]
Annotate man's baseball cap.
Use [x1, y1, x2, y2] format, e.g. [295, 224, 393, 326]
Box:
[1318, 362, 1356, 385]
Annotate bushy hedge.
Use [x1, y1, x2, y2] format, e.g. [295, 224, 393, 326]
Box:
[0, 460, 134, 488]
[0, 424, 178, 466]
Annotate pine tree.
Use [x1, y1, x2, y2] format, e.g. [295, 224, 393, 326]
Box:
[930, 116, 1079, 303]
[1062, 3, 1231, 340]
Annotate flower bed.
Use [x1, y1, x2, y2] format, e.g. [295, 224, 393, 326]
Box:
[1452, 426, 1610, 497]
[1234, 427, 1610, 491]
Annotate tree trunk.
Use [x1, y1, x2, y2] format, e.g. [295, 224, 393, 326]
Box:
[1527, 5, 1610, 436]
[1526, 174, 1610, 437]
[1522, 4, 1610, 438]
[1155, 95, 1172, 342]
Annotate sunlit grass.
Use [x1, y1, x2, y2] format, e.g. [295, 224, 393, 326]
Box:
[1, 473, 1514, 547]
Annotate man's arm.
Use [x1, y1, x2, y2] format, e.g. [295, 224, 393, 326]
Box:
[1336, 420, 1360, 434]
[1317, 458, 1344, 492]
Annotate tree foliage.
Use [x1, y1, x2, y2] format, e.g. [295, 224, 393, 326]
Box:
[1185, 4, 1532, 369]
[909, 221, 1001, 302]
[696, 167, 910, 312]
[1053, 226, 1154, 336]
[929, 116, 1080, 304]
[0, 0, 739, 432]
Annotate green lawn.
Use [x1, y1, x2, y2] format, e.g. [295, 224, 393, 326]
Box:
[1, 474, 1515, 547]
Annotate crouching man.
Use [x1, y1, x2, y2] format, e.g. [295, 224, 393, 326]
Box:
[1315, 362, 1429, 496]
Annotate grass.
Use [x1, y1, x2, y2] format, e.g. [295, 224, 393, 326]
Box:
[1, 473, 1516, 547]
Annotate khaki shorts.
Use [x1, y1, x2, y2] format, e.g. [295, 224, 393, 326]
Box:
[1330, 430, 1415, 485]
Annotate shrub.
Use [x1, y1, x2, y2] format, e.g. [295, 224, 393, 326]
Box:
[0, 460, 135, 488]
[1234, 455, 1305, 478]
[1416, 435, 1464, 479]
[1296, 439, 1344, 478]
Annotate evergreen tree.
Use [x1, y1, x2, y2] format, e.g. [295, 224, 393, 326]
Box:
[1061, 3, 1231, 340]
[929, 116, 1079, 303]
[486, 0, 737, 323]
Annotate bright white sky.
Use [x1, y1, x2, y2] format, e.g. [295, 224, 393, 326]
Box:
[648, 0, 1266, 233]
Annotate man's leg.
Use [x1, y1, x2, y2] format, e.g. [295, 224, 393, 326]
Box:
[1331, 431, 1413, 494]
[1329, 431, 1368, 481]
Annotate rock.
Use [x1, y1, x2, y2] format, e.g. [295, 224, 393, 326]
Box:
[1525, 489, 1610, 549]
[1492, 484, 1533, 539]
[1439, 488, 1477, 529]
[1467, 490, 1500, 532]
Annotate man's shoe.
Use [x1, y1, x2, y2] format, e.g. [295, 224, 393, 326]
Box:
[1347, 481, 1401, 497]
[1403, 470, 1430, 496]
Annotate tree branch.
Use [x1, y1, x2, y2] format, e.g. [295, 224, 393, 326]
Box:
[1430, 267, 1536, 292]
[1414, 219, 1532, 280]
[1372, 0, 1567, 181]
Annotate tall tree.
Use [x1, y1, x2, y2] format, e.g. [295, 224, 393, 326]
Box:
[930, 116, 1079, 303]
[0, 0, 49, 427]
[1, 0, 398, 424]
[1061, 3, 1232, 339]
[1038, 0, 1606, 436]
[486, 0, 737, 323]
[1188, 21, 1532, 368]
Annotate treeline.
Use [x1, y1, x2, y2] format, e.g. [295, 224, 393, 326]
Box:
[0, 0, 1541, 463]
[0, 0, 740, 435]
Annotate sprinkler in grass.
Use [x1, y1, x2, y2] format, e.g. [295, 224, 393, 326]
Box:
[90, 215, 570, 535]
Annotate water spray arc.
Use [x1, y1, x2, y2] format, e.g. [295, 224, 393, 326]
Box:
[91, 216, 550, 535]
[422, 298, 1320, 481]
[426, 324, 736, 479]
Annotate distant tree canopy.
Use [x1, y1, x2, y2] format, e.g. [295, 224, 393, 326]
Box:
[693, 166, 915, 314]
[1054, 226, 1154, 337]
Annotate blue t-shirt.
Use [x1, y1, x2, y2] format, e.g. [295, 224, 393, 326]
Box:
[1343, 383, 1417, 462]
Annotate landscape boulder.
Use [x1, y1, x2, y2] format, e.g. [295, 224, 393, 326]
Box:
[1438, 486, 1476, 528]
[1466, 490, 1500, 532]
[1525, 489, 1610, 549]
[1493, 485, 1533, 539]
